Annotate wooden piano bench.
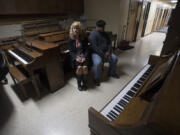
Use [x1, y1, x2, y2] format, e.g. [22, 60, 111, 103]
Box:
[9, 66, 30, 99]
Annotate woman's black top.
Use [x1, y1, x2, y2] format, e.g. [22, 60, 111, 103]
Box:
[68, 37, 90, 68]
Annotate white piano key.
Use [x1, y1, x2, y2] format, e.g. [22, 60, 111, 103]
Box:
[8, 50, 28, 65]
[101, 64, 151, 120]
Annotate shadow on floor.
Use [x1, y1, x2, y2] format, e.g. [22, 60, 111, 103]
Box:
[0, 85, 14, 129]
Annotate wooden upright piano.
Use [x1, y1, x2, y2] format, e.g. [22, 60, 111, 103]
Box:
[6, 38, 64, 97]
[1, 18, 69, 98]
[88, 51, 180, 135]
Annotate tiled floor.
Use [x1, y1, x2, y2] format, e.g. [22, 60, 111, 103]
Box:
[0, 32, 166, 135]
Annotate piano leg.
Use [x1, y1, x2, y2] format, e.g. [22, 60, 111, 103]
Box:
[9, 72, 17, 85]
[29, 72, 41, 98]
[19, 82, 28, 98]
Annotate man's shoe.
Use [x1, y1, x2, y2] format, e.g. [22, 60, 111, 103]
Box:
[94, 79, 100, 86]
[109, 73, 119, 79]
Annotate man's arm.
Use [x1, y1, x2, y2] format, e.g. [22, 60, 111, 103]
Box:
[105, 33, 112, 54]
[89, 32, 104, 57]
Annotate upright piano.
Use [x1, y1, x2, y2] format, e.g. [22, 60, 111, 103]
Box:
[1, 18, 68, 98]
[6, 38, 64, 97]
[88, 51, 180, 135]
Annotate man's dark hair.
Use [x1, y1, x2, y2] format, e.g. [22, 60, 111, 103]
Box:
[96, 20, 106, 27]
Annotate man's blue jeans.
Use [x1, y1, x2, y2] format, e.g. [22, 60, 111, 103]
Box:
[91, 53, 118, 80]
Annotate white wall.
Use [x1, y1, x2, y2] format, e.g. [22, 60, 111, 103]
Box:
[0, 24, 22, 39]
[84, 0, 130, 42]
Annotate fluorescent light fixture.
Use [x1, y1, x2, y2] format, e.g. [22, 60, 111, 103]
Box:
[171, 0, 177, 3]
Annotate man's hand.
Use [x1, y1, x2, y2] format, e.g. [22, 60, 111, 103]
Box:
[81, 57, 86, 63]
[105, 52, 110, 59]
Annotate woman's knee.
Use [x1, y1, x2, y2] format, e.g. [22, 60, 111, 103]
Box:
[76, 66, 83, 74]
[82, 66, 88, 74]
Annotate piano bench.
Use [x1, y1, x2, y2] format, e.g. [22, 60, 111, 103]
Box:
[9, 66, 30, 98]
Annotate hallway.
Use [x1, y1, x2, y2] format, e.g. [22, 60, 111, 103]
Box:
[0, 32, 166, 135]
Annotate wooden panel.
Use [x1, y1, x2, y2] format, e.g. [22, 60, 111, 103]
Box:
[0, 0, 84, 15]
[70, 0, 84, 15]
[114, 97, 148, 125]
[149, 55, 180, 135]
[136, 1, 146, 41]
[26, 39, 58, 51]
[39, 31, 69, 42]
[152, 8, 160, 32]
[9, 66, 27, 82]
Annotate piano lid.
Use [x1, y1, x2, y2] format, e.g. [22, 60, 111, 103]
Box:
[26, 39, 59, 51]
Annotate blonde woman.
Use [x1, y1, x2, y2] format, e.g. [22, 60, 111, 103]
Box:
[68, 21, 89, 91]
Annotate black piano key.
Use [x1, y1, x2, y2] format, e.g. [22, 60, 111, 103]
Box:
[121, 99, 128, 105]
[108, 112, 116, 119]
[118, 102, 125, 108]
[149, 66, 153, 70]
[147, 69, 152, 72]
[106, 114, 114, 121]
[115, 105, 123, 112]
[127, 90, 135, 97]
[140, 77, 146, 81]
[144, 72, 149, 76]
[137, 80, 143, 84]
[113, 106, 121, 113]
[123, 95, 131, 101]
[146, 70, 151, 74]
[131, 87, 138, 92]
[142, 74, 148, 78]
[12, 49, 34, 62]
[134, 83, 141, 88]
[111, 110, 118, 117]
[118, 100, 126, 108]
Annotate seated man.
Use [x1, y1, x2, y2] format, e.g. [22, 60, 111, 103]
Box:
[89, 20, 119, 86]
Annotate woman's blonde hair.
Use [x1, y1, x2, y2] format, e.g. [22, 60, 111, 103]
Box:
[69, 21, 84, 40]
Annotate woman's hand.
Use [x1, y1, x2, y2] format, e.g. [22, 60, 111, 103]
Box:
[76, 57, 86, 63]
[76, 57, 82, 62]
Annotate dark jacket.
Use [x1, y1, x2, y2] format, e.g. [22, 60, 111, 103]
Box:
[88, 30, 112, 57]
[68, 37, 90, 66]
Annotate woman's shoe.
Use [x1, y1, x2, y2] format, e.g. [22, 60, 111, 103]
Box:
[82, 75, 88, 90]
[77, 75, 83, 91]
[78, 85, 83, 91]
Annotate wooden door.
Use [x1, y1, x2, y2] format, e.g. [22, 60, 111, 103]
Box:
[141, 1, 151, 37]
[136, 1, 147, 41]
[165, 9, 172, 26]
[152, 8, 160, 32]
[126, 0, 141, 42]
[156, 8, 164, 29]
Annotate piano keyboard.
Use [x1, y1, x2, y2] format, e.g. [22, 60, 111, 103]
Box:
[101, 64, 153, 121]
[8, 49, 34, 65]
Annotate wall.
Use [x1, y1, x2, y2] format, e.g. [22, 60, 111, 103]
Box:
[84, 0, 130, 43]
[0, 0, 84, 15]
[0, 24, 21, 39]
